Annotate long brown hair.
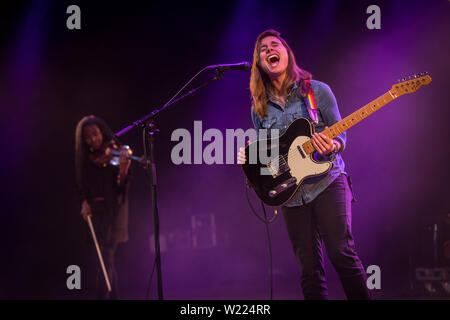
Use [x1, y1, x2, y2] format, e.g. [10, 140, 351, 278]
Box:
[250, 29, 312, 118]
[74, 115, 116, 189]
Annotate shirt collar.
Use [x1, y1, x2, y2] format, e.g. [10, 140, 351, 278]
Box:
[267, 81, 299, 103]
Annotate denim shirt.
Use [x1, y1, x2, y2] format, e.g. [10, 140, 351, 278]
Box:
[250, 80, 347, 207]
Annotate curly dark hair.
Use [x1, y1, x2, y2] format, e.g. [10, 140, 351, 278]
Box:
[74, 115, 117, 189]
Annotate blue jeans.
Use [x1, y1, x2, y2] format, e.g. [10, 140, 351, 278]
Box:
[282, 174, 369, 300]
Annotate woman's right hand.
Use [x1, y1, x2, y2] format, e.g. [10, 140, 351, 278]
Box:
[237, 141, 251, 165]
[81, 200, 92, 222]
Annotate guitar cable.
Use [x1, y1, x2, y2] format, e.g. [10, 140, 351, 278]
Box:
[245, 181, 279, 300]
[145, 258, 157, 299]
[244, 180, 278, 224]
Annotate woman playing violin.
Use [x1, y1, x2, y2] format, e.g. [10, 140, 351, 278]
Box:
[75, 115, 131, 299]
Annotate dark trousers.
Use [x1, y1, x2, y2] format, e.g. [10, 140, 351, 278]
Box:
[282, 174, 370, 300]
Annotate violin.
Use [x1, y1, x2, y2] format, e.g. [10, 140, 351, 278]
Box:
[89, 140, 144, 167]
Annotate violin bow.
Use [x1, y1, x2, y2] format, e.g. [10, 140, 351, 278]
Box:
[86, 215, 112, 293]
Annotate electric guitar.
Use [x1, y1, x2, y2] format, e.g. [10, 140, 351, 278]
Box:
[242, 73, 432, 206]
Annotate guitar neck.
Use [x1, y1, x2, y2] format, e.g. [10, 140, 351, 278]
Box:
[303, 90, 397, 155]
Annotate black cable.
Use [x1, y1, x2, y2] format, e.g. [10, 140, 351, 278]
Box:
[245, 181, 278, 300]
[160, 67, 211, 110]
[145, 258, 157, 299]
[245, 182, 278, 224]
[261, 201, 274, 300]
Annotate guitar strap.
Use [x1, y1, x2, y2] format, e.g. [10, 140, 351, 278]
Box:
[303, 80, 318, 125]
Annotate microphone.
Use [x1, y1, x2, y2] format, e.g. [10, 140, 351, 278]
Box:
[207, 61, 252, 72]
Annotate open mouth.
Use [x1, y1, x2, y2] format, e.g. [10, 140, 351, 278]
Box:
[267, 54, 280, 67]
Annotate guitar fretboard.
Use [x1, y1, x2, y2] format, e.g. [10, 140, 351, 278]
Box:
[302, 90, 397, 155]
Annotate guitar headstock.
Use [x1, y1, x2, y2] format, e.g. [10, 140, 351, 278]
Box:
[390, 72, 432, 97]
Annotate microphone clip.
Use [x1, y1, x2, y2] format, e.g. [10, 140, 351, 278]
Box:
[213, 68, 226, 81]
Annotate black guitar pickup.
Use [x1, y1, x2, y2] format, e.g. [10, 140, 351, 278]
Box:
[268, 177, 297, 198]
[297, 145, 306, 158]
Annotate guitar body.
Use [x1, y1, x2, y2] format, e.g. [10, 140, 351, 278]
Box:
[242, 118, 333, 207]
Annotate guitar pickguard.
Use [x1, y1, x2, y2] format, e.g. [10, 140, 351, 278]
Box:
[288, 136, 332, 184]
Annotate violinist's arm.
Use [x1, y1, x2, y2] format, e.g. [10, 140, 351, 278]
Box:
[117, 148, 131, 186]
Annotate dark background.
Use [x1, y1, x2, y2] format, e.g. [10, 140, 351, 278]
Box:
[0, 0, 449, 299]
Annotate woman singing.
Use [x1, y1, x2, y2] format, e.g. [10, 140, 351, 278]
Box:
[238, 29, 369, 300]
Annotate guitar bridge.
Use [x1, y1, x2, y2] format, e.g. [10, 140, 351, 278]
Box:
[267, 162, 281, 178]
[266, 156, 290, 178]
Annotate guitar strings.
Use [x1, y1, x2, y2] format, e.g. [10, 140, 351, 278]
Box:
[261, 93, 397, 171]
[267, 141, 309, 170]
[263, 136, 335, 173]
[267, 139, 330, 174]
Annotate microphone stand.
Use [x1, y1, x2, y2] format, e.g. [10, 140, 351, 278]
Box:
[115, 67, 226, 300]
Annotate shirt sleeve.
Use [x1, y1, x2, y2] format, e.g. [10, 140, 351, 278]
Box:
[250, 106, 262, 130]
[315, 81, 346, 152]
